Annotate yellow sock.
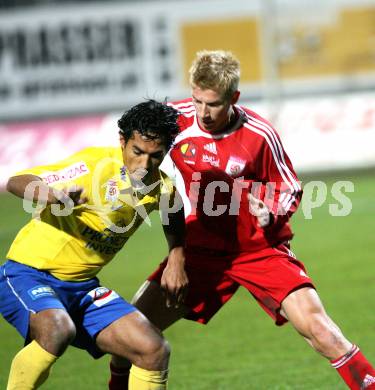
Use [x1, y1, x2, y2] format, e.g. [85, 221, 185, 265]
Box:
[7, 340, 58, 390]
[129, 365, 168, 390]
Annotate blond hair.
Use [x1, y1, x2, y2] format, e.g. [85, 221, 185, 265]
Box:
[189, 50, 240, 100]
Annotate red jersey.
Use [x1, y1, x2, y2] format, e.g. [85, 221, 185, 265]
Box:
[165, 98, 302, 253]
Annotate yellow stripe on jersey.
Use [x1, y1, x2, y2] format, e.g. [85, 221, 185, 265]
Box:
[7, 147, 174, 281]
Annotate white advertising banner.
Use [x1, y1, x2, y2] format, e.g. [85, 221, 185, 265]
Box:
[0, 114, 117, 189]
[0, 0, 261, 120]
[247, 93, 375, 172]
[1, 0, 375, 120]
[278, 93, 375, 172]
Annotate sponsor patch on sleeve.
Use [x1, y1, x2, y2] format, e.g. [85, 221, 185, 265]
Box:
[40, 162, 90, 185]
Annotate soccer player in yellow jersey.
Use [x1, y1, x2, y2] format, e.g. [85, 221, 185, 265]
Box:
[0, 99, 188, 390]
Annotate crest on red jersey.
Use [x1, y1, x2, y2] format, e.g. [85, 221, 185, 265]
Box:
[225, 156, 246, 176]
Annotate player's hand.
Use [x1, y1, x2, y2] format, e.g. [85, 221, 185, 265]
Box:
[160, 247, 189, 308]
[54, 186, 88, 207]
[248, 193, 272, 228]
[64, 186, 88, 206]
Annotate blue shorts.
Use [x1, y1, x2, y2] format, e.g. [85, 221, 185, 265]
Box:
[0, 260, 136, 358]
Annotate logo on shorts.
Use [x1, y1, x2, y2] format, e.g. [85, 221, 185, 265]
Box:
[28, 285, 56, 300]
[91, 287, 112, 300]
[87, 286, 119, 307]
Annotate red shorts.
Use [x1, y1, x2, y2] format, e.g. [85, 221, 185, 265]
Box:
[148, 244, 315, 326]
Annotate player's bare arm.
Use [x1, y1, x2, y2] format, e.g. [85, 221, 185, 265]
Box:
[160, 203, 188, 308]
[160, 246, 188, 308]
[7, 174, 88, 206]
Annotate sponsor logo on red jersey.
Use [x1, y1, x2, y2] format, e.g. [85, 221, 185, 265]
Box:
[203, 142, 217, 155]
[180, 142, 197, 164]
[180, 142, 196, 158]
[202, 154, 220, 167]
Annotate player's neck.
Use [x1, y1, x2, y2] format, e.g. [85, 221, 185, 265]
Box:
[212, 107, 239, 135]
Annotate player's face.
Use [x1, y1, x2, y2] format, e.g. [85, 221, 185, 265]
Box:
[191, 85, 240, 133]
[120, 131, 166, 186]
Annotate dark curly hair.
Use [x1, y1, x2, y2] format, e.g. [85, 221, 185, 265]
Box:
[118, 99, 179, 149]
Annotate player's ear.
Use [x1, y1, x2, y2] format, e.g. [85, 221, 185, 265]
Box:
[119, 132, 125, 149]
[231, 90, 240, 105]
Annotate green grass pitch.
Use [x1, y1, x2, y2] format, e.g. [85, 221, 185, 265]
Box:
[0, 172, 374, 389]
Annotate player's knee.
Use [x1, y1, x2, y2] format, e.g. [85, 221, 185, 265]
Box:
[145, 336, 170, 361]
[59, 316, 76, 344]
[308, 315, 344, 347]
[51, 311, 76, 338]
[137, 336, 170, 370]
[155, 338, 170, 363]
[308, 316, 331, 341]
[150, 338, 170, 369]
[305, 314, 352, 359]
[32, 311, 76, 355]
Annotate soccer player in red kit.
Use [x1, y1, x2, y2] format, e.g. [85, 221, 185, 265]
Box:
[108, 51, 375, 389]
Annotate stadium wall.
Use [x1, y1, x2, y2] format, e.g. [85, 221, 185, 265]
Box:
[0, 0, 374, 120]
[1, 92, 374, 190]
